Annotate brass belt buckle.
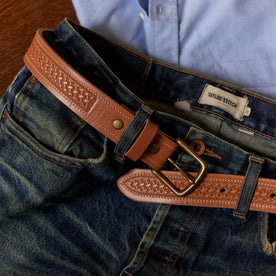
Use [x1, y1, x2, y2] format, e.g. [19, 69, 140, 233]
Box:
[151, 138, 207, 197]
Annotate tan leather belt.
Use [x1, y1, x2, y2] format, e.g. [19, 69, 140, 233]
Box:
[23, 29, 276, 214]
[23, 29, 178, 171]
[117, 169, 276, 214]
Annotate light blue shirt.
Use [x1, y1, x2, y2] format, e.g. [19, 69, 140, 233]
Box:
[72, 0, 276, 99]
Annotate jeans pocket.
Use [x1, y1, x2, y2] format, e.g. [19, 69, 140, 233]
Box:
[0, 68, 109, 219]
[5, 67, 106, 162]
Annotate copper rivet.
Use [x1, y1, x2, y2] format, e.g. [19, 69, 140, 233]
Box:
[149, 144, 160, 154]
[30, 75, 38, 84]
[113, 119, 124, 130]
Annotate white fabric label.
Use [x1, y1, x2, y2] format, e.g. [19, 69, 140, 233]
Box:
[198, 84, 251, 121]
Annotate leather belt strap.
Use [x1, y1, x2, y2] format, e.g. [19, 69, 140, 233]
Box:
[23, 28, 276, 214]
[117, 169, 276, 214]
[23, 29, 177, 171]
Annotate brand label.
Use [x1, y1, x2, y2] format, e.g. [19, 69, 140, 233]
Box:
[198, 84, 251, 121]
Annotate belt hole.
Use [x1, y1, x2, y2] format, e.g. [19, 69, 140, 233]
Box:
[271, 193, 276, 198]
[220, 188, 226, 193]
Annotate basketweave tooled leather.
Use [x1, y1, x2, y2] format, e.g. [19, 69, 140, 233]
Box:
[117, 169, 276, 214]
[23, 28, 276, 214]
[23, 29, 178, 170]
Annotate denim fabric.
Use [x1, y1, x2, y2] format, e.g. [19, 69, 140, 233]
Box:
[0, 19, 276, 275]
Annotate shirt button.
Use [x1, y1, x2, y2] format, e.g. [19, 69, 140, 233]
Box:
[139, 12, 145, 21]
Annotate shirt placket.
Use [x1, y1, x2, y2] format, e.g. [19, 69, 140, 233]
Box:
[148, 0, 179, 66]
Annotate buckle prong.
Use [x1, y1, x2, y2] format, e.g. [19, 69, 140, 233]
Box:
[151, 137, 207, 197]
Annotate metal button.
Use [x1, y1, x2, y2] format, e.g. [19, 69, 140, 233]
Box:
[190, 140, 206, 156]
[113, 119, 124, 130]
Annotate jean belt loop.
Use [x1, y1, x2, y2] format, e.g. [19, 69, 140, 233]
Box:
[233, 155, 264, 219]
[114, 105, 153, 163]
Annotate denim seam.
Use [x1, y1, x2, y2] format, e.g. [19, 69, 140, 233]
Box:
[101, 40, 146, 62]
[153, 60, 276, 106]
[206, 115, 213, 131]
[60, 120, 87, 154]
[162, 207, 198, 275]
[17, 83, 36, 120]
[122, 270, 133, 276]
[137, 209, 168, 266]
[192, 105, 276, 141]
[72, 21, 149, 62]
[139, 61, 152, 84]
[121, 204, 170, 275]
[67, 21, 145, 106]
[121, 80, 177, 103]
[12, 78, 30, 116]
[213, 117, 220, 134]
[4, 112, 106, 168]
[56, 118, 80, 152]
[168, 208, 205, 276]
[120, 80, 275, 140]
[7, 66, 28, 96]
[188, 128, 251, 154]
[0, 103, 7, 122]
[234, 159, 255, 214]
[0, 104, 8, 142]
[70, 20, 276, 106]
[6, 122, 85, 168]
[12, 76, 32, 117]
[142, 106, 152, 114]
[234, 158, 263, 217]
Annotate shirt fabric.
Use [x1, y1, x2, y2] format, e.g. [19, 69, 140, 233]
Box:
[72, 0, 276, 99]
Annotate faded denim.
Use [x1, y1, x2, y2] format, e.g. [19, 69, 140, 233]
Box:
[0, 19, 276, 275]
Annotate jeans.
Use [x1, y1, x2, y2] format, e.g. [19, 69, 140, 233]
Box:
[0, 19, 276, 275]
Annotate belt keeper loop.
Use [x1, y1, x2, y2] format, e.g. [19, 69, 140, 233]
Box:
[114, 105, 153, 162]
[233, 155, 264, 219]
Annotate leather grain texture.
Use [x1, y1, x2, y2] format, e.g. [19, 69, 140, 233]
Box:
[23, 29, 178, 170]
[117, 169, 276, 213]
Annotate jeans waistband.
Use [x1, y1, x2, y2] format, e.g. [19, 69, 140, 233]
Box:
[47, 19, 276, 140]
[42, 19, 276, 173]
[4, 18, 276, 217]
